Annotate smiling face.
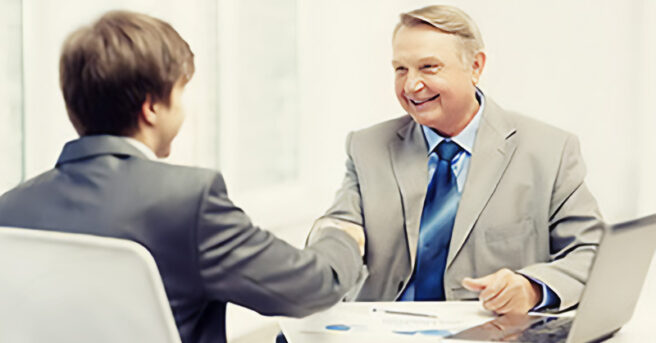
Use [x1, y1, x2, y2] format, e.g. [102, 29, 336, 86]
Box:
[392, 24, 485, 137]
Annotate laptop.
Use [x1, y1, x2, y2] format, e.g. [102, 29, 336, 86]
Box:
[448, 213, 656, 343]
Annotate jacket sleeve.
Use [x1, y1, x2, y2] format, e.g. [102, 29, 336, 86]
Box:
[518, 134, 605, 311]
[316, 132, 365, 226]
[195, 172, 363, 317]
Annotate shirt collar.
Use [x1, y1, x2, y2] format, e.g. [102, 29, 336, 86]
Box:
[421, 87, 485, 155]
[121, 137, 157, 160]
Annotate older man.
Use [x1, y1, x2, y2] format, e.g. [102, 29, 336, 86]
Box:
[313, 5, 603, 314]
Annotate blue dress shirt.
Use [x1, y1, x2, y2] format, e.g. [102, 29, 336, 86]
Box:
[399, 89, 558, 310]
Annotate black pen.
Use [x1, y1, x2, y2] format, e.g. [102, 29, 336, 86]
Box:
[371, 308, 439, 319]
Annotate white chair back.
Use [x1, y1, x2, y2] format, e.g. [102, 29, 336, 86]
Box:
[0, 227, 181, 343]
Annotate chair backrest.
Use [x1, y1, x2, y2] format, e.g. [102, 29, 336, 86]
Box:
[0, 227, 182, 343]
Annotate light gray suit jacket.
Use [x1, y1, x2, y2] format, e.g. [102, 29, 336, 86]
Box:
[317, 98, 603, 311]
[0, 135, 363, 343]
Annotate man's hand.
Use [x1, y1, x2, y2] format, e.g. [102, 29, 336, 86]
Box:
[336, 222, 365, 257]
[309, 218, 365, 257]
[461, 268, 542, 314]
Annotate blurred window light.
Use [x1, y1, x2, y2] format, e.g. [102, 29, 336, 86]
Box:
[216, 0, 300, 194]
[0, 0, 24, 193]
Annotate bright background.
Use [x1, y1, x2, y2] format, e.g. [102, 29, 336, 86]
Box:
[1, 0, 655, 341]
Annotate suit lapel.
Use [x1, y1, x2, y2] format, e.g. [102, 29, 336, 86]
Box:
[389, 119, 429, 268]
[447, 100, 517, 269]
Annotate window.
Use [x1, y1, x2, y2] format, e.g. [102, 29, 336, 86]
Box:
[215, 0, 309, 228]
[216, 0, 300, 192]
[0, 0, 24, 193]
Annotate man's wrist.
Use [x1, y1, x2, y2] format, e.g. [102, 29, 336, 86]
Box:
[527, 277, 543, 309]
[310, 217, 365, 256]
[518, 273, 560, 311]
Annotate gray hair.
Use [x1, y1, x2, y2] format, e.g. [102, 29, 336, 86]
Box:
[394, 5, 484, 63]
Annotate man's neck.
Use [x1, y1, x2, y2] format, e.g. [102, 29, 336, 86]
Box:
[432, 100, 481, 138]
[123, 134, 158, 160]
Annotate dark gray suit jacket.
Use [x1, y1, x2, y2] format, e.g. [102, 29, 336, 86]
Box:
[0, 135, 363, 343]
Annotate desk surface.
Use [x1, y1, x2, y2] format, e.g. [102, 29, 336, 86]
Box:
[280, 257, 656, 342]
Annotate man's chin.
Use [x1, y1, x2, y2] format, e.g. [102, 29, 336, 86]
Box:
[408, 112, 442, 128]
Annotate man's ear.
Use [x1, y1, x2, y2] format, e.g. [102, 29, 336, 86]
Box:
[140, 94, 158, 126]
[471, 51, 486, 85]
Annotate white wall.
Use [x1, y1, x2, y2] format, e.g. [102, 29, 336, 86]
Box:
[637, 0, 656, 217]
[0, 0, 24, 191]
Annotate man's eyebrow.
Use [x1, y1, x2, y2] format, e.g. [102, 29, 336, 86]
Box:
[417, 56, 443, 65]
[392, 56, 444, 67]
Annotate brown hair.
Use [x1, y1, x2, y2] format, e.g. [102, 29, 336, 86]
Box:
[394, 5, 484, 63]
[59, 10, 194, 136]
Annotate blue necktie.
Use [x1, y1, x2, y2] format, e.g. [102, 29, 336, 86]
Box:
[413, 140, 463, 301]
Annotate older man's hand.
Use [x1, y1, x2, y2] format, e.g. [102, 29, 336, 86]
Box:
[461, 268, 542, 314]
[309, 218, 366, 257]
[336, 222, 365, 257]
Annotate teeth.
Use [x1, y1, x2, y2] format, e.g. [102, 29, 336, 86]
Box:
[410, 94, 439, 105]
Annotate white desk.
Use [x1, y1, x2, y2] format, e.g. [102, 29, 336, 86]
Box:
[281, 301, 496, 343]
[280, 256, 656, 342]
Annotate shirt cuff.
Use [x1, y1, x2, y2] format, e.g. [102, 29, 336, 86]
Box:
[523, 275, 560, 311]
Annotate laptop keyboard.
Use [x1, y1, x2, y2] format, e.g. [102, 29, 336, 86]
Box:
[515, 316, 573, 343]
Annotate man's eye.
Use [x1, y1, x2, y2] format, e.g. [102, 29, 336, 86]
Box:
[422, 65, 440, 73]
[395, 67, 407, 73]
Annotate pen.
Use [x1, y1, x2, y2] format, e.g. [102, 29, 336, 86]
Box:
[371, 308, 439, 319]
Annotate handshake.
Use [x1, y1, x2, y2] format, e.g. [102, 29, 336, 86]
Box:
[311, 218, 543, 314]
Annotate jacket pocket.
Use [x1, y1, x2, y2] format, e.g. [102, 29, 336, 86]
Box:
[482, 218, 537, 271]
[484, 218, 536, 243]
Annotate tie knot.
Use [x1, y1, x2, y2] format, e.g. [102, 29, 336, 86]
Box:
[436, 140, 462, 162]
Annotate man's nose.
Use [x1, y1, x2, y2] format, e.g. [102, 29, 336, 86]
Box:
[404, 74, 425, 94]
